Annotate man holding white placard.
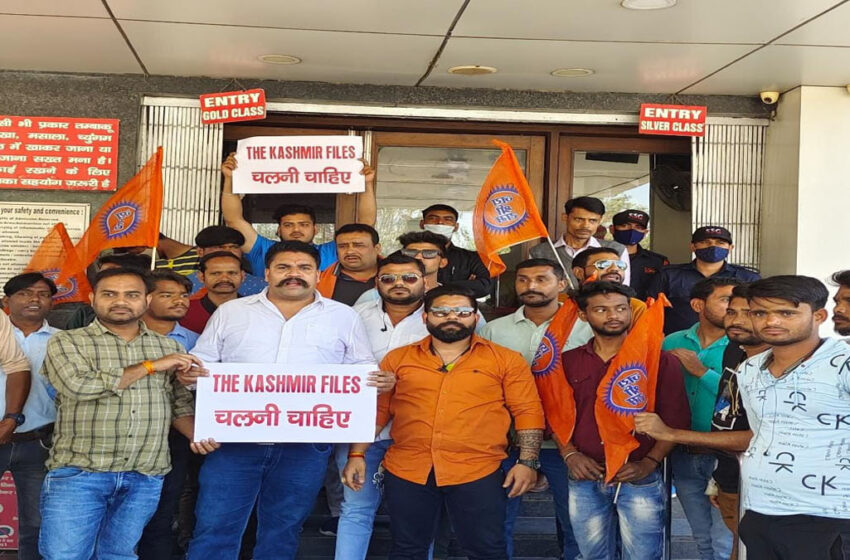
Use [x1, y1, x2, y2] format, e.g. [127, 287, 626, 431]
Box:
[185, 240, 392, 560]
[220, 141, 376, 275]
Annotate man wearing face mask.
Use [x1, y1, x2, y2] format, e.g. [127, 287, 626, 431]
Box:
[648, 226, 760, 335]
[420, 204, 492, 298]
[611, 210, 668, 300]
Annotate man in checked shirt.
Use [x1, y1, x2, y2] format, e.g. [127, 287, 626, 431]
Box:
[38, 267, 218, 560]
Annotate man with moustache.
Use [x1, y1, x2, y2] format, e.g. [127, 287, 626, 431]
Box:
[334, 254, 431, 560]
[662, 277, 740, 560]
[343, 285, 544, 560]
[557, 282, 690, 560]
[732, 276, 850, 558]
[186, 225, 266, 296]
[318, 224, 381, 306]
[180, 251, 244, 334]
[0, 273, 58, 560]
[138, 269, 200, 560]
[479, 258, 579, 560]
[831, 270, 850, 337]
[39, 267, 217, 559]
[636, 284, 769, 560]
[185, 241, 390, 560]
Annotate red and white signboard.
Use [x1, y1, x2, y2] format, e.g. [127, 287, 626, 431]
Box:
[0, 116, 119, 191]
[194, 363, 378, 443]
[200, 89, 267, 124]
[232, 135, 365, 194]
[639, 104, 706, 137]
[0, 472, 18, 550]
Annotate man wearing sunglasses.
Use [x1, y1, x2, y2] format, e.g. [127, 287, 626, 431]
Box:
[342, 285, 544, 560]
[336, 254, 431, 560]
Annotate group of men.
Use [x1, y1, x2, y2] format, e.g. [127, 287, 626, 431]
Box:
[0, 152, 848, 560]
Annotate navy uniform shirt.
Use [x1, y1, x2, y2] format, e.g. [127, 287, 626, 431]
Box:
[629, 245, 669, 300]
[647, 260, 760, 334]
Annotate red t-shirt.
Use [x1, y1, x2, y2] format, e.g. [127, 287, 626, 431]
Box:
[179, 295, 217, 335]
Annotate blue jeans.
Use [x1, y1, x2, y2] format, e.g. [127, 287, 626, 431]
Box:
[670, 449, 732, 560]
[568, 469, 666, 560]
[504, 448, 579, 560]
[186, 442, 331, 560]
[334, 438, 392, 560]
[39, 468, 164, 560]
[0, 438, 49, 560]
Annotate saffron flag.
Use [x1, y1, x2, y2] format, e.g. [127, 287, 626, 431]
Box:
[64, 147, 163, 277]
[24, 223, 92, 304]
[530, 298, 581, 446]
[473, 140, 548, 277]
[594, 293, 670, 482]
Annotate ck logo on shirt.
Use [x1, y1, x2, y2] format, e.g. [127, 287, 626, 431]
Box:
[101, 201, 141, 239]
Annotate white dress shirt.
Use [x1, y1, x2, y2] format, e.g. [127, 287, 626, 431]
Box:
[192, 290, 375, 366]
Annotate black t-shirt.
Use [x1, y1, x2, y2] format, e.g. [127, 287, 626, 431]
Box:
[331, 271, 375, 306]
[710, 344, 751, 493]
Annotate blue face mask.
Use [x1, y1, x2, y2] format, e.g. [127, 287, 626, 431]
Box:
[694, 246, 729, 263]
[612, 229, 645, 246]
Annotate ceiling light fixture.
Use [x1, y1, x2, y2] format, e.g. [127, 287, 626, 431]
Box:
[621, 0, 677, 9]
[258, 54, 302, 65]
[551, 68, 595, 77]
[448, 65, 497, 76]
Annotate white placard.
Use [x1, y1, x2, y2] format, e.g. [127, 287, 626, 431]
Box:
[232, 135, 365, 194]
[194, 363, 378, 443]
[0, 201, 90, 286]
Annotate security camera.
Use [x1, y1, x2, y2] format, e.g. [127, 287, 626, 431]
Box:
[760, 91, 780, 105]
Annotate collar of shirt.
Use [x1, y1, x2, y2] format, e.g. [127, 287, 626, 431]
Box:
[553, 235, 599, 256]
[85, 319, 155, 340]
[12, 319, 58, 339]
[251, 288, 327, 316]
[686, 259, 735, 275]
[681, 323, 728, 351]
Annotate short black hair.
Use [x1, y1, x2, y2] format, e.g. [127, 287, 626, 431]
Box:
[398, 231, 449, 255]
[377, 253, 425, 276]
[199, 251, 244, 273]
[194, 225, 245, 248]
[571, 247, 621, 271]
[264, 240, 321, 269]
[335, 223, 380, 245]
[92, 268, 154, 293]
[515, 258, 565, 280]
[730, 284, 750, 300]
[564, 196, 605, 216]
[747, 275, 829, 311]
[831, 270, 850, 289]
[422, 204, 459, 221]
[273, 204, 316, 224]
[574, 281, 634, 311]
[96, 253, 152, 271]
[690, 277, 743, 301]
[3, 272, 57, 297]
[149, 269, 193, 294]
[424, 285, 478, 313]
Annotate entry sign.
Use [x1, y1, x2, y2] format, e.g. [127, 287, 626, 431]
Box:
[199, 89, 267, 124]
[194, 363, 378, 443]
[639, 104, 706, 137]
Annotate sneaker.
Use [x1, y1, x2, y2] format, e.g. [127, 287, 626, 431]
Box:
[319, 517, 339, 537]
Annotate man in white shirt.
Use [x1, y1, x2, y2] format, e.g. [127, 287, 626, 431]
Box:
[186, 241, 384, 560]
[0, 272, 58, 560]
[529, 196, 629, 288]
[335, 253, 430, 560]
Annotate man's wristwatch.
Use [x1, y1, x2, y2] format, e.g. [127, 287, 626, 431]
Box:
[517, 458, 541, 470]
[3, 413, 24, 426]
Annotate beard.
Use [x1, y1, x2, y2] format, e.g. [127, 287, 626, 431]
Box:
[427, 320, 475, 343]
[592, 322, 629, 337]
[380, 285, 424, 306]
[727, 329, 761, 346]
[518, 291, 555, 308]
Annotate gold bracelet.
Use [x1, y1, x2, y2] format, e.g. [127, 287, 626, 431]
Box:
[562, 450, 580, 463]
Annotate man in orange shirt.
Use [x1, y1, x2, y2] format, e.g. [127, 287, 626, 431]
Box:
[342, 285, 544, 560]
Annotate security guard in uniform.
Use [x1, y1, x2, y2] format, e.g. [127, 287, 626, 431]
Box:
[610, 210, 668, 300]
[647, 225, 760, 335]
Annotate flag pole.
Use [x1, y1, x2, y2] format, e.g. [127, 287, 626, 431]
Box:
[543, 235, 574, 291]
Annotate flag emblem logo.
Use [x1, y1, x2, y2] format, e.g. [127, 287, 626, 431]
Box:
[602, 363, 648, 415]
[482, 185, 528, 234]
[531, 331, 558, 377]
[102, 202, 140, 239]
[42, 268, 78, 301]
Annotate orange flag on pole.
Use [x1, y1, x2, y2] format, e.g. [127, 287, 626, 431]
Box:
[24, 223, 92, 304]
[594, 293, 671, 482]
[63, 147, 163, 277]
[530, 298, 581, 446]
[473, 140, 549, 277]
